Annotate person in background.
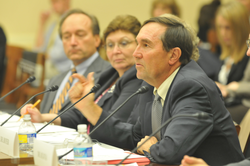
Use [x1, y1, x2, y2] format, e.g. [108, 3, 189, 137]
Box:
[21, 14, 143, 129]
[196, 0, 221, 80]
[68, 14, 244, 165]
[151, 0, 181, 17]
[215, 1, 250, 124]
[21, 9, 110, 117]
[35, 0, 72, 84]
[180, 32, 250, 166]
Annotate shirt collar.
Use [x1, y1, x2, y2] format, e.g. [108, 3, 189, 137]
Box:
[153, 67, 180, 106]
[72, 51, 99, 75]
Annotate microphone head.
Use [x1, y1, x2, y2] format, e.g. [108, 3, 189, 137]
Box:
[90, 84, 101, 93]
[136, 86, 149, 94]
[48, 85, 59, 92]
[26, 76, 36, 83]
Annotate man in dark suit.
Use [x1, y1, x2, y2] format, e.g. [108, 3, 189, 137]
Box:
[21, 9, 110, 115]
[68, 14, 244, 165]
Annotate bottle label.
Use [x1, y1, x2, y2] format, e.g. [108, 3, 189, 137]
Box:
[18, 133, 36, 144]
[73, 147, 92, 158]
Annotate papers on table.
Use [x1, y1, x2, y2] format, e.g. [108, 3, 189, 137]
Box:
[57, 143, 150, 165]
[5, 123, 75, 134]
[0, 112, 21, 123]
[37, 131, 78, 144]
[1, 112, 150, 165]
[1, 112, 77, 145]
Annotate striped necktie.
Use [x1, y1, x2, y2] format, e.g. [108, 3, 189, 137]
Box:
[49, 67, 77, 114]
[151, 91, 163, 140]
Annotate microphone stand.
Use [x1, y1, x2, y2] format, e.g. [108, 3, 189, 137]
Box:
[37, 84, 100, 133]
[0, 76, 36, 102]
[116, 113, 209, 165]
[89, 91, 140, 135]
[1, 86, 58, 126]
[58, 86, 149, 160]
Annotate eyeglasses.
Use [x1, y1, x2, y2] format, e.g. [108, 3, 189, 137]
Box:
[105, 40, 135, 51]
[246, 39, 250, 48]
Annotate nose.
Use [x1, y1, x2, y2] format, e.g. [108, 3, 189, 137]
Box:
[220, 28, 226, 38]
[133, 45, 142, 59]
[70, 35, 77, 45]
[112, 44, 122, 54]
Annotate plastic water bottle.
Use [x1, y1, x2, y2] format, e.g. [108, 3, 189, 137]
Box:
[18, 114, 36, 153]
[73, 124, 93, 165]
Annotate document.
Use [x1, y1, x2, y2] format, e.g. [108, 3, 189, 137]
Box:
[3, 123, 75, 134]
[57, 143, 150, 165]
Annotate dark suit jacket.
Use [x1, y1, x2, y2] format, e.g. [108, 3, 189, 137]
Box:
[216, 54, 250, 84]
[40, 55, 110, 113]
[91, 60, 244, 165]
[60, 65, 143, 129]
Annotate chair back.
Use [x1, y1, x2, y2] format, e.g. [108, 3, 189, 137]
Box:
[1, 45, 46, 108]
[1, 45, 23, 103]
[16, 51, 46, 108]
[234, 121, 241, 136]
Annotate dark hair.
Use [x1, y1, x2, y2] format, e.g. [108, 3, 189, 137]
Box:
[59, 9, 100, 38]
[197, 0, 221, 42]
[143, 16, 193, 65]
[103, 15, 141, 42]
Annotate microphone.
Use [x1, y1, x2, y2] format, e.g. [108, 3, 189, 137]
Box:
[116, 112, 210, 165]
[0, 85, 58, 126]
[36, 84, 101, 133]
[58, 85, 149, 160]
[89, 85, 149, 135]
[0, 76, 36, 102]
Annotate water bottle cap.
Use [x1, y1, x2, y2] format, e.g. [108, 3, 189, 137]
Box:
[77, 124, 87, 132]
[23, 114, 31, 120]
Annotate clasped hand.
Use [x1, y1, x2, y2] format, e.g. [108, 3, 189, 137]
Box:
[137, 136, 158, 155]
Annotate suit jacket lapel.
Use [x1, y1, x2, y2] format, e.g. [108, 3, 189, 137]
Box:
[97, 90, 113, 107]
[83, 56, 107, 82]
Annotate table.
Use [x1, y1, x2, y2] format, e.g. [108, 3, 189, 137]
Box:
[0, 152, 34, 166]
[0, 152, 177, 166]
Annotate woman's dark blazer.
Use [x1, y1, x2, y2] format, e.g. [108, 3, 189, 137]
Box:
[60, 65, 142, 129]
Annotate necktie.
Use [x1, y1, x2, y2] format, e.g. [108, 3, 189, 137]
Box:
[49, 67, 77, 114]
[151, 92, 163, 140]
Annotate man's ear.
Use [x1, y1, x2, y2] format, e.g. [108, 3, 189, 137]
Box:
[169, 47, 181, 65]
[94, 34, 101, 48]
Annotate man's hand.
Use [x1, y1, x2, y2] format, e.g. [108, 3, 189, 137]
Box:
[69, 72, 95, 111]
[137, 136, 158, 155]
[180, 155, 208, 166]
[21, 104, 42, 123]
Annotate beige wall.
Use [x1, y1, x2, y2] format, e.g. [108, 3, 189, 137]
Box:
[0, 0, 232, 49]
